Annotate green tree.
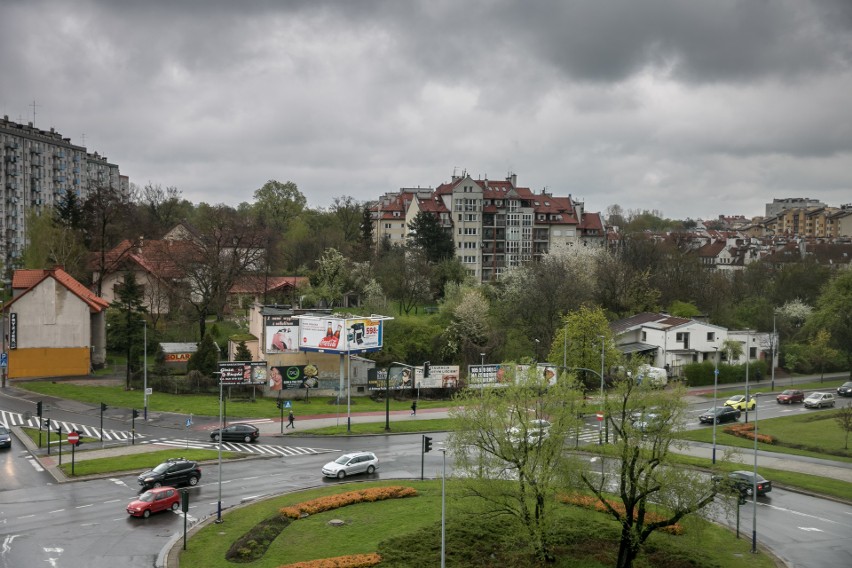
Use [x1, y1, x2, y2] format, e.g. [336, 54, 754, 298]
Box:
[448, 366, 586, 562]
[721, 338, 743, 364]
[187, 334, 220, 377]
[309, 247, 347, 309]
[54, 188, 84, 230]
[82, 181, 131, 296]
[835, 405, 852, 450]
[594, 251, 660, 319]
[252, 179, 306, 233]
[584, 370, 720, 568]
[374, 246, 432, 315]
[356, 204, 374, 261]
[407, 211, 454, 262]
[806, 271, 852, 377]
[807, 329, 840, 382]
[548, 305, 621, 392]
[112, 273, 147, 390]
[234, 341, 252, 362]
[667, 300, 701, 318]
[440, 286, 491, 369]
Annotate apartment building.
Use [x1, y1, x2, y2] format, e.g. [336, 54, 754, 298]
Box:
[0, 116, 125, 272]
[371, 171, 605, 282]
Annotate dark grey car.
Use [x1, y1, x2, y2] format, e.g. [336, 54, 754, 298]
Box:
[699, 406, 740, 424]
[0, 426, 11, 449]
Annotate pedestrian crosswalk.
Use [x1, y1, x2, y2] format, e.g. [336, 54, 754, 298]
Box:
[0, 409, 140, 442]
[0, 409, 337, 457]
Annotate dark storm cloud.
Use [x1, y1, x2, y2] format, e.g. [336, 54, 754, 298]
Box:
[1, 0, 850, 219]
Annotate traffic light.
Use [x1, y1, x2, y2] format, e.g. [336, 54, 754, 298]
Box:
[132, 409, 139, 419]
[100, 402, 108, 412]
[423, 435, 433, 453]
[75, 430, 84, 447]
[36, 401, 43, 417]
[276, 400, 283, 409]
[423, 361, 430, 378]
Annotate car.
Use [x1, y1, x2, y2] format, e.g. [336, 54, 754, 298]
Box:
[837, 382, 852, 397]
[699, 406, 741, 424]
[508, 419, 552, 444]
[127, 486, 181, 518]
[629, 412, 663, 433]
[804, 392, 836, 409]
[321, 451, 379, 479]
[210, 423, 260, 443]
[0, 426, 11, 449]
[724, 395, 756, 411]
[138, 458, 202, 489]
[776, 389, 805, 404]
[725, 470, 772, 497]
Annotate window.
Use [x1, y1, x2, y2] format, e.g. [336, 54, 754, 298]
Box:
[707, 332, 715, 341]
[464, 213, 478, 222]
[462, 255, 477, 263]
[463, 227, 478, 235]
[641, 331, 647, 342]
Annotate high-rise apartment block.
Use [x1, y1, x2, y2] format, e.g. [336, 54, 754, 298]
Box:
[0, 116, 126, 271]
[371, 171, 605, 282]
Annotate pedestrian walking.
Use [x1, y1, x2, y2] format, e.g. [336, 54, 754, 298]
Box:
[410, 400, 417, 416]
[286, 410, 295, 429]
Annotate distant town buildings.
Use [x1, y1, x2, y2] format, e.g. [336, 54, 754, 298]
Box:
[370, 171, 606, 282]
[0, 116, 127, 273]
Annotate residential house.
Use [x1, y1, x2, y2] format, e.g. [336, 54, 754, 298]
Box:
[2, 267, 108, 378]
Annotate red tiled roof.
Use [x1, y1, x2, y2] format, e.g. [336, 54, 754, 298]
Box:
[6, 267, 109, 313]
[230, 275, 309, 294]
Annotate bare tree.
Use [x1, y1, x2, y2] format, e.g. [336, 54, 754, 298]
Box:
[82, 182, 130, 296]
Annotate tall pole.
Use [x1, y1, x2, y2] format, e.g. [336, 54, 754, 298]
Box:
[1, 300, 6, 389]
[143, 318, 148, 421]
[770, 315, 777, 391]
[744, 330, 751, 424]
[216, 379, 223, 523]
[752, 393, 759, 553]
[440, 448, 447, 568]
[599, 335, 605, 445]
[712, 347, 719, 464]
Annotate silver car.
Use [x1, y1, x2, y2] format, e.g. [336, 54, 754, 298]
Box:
[321, 451, 379, 479]
[804, 392, 836, 409]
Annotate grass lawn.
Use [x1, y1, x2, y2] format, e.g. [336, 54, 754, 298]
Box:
[678, 410, 852, 463]
[58, 448, 242, 477]
[17, 380, 460, 419]
[693, 377, 846, 397]
[179, 480, 777, 568]
[301, 418, 456, 435]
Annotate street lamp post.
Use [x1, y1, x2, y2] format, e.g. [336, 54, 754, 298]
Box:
[439, 447, 447, 568]
[744, 330, 751, 424]
[143, 318, 148, 421]
[216, 377, 223, 523]
[712, 346, 719, 464]
[599, 335, 605, 445]
[770, 315, 777, 391]
[751, 393, 759, 553]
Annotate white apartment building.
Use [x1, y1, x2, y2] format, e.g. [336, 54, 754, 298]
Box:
[371, 171, 606, 282]
[0, 116, 125, 273]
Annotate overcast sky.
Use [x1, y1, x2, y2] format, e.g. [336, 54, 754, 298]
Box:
[2, 0, 851, 220]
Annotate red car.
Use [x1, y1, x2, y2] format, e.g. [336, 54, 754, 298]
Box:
[776, 389, 805, 404]
[127, 486, 181, 518]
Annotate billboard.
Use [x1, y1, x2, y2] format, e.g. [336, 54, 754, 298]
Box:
[268, 364, 319, 391]
[467, 363, 557, 388]
[218, 361, 268, 385]
[367, 365, 461, 390]
[265, 315, 299, 353]
[298, 317, 383, 353]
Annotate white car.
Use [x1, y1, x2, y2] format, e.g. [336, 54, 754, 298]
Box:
[321, 451, 379, 479]
[804, 392, 836, 409]
[508, 419, 552, 444]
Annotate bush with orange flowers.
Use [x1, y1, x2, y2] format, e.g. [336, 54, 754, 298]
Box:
[277, 553, 383, 568]
[723, 422, 775, 444]
[558, 493, 684, 535]
[280, 486, 418, 519]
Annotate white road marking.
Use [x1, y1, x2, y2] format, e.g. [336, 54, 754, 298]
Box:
[48, 509, 65, 514]
[74, 504, 93, 509]
[16, 515, 35, 519]
[799, 527, 824, 532]
[763, 503, 846, 526]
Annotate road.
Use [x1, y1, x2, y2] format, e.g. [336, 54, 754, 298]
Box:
[2, 384, 851, 568]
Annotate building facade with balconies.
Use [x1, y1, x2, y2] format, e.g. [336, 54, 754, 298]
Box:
[0, 116, 125, 274]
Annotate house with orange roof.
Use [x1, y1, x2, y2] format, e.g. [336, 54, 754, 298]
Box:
[2, 267, 108, 379]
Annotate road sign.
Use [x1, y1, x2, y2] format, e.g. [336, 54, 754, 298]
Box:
[145, 387, 153, 395]
[596, 412, 604, 421]
[0, 352, 6, 367]
[284, 400, 292, 408]
[67, 431, 80, 445]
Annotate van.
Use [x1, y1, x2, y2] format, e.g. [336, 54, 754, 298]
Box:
[635, 365, 668, 387]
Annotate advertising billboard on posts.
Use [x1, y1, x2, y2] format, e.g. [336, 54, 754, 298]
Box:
[467, 363, 557, 388]
[218, 361, 268, 385]
[268, 364, 319, 391]
[265, 315, 299, 353]
[298, 316, 383, 353]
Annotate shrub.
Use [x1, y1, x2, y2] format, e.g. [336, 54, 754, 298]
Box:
[278, 553, 382, 568]
[723, 422, 775, 444]
[558, 493, 684, 535]
[280, 486, 417, 519]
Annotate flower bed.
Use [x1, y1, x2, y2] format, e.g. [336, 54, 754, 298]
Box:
[558, 493, 684, 535]
[723, 422, 775, 444]
[278, 553, 382, 568]
[280, 486, 417, 519]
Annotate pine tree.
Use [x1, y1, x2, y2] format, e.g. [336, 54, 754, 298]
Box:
[113, 273, 147, 390]
[234, 340, 252, 361]
[187, 334, 220, 377]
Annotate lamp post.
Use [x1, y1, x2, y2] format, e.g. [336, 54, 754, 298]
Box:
[751, 393, 759, 553]
[744, 330, 751, 424]
[712, 346, 719, 464]
[599, 335, 605, 444]
[770, 315, 777, 391]
[440, 447, 447, 568]
[216, 376, 223, 523]
[142, 318, 148, 421]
